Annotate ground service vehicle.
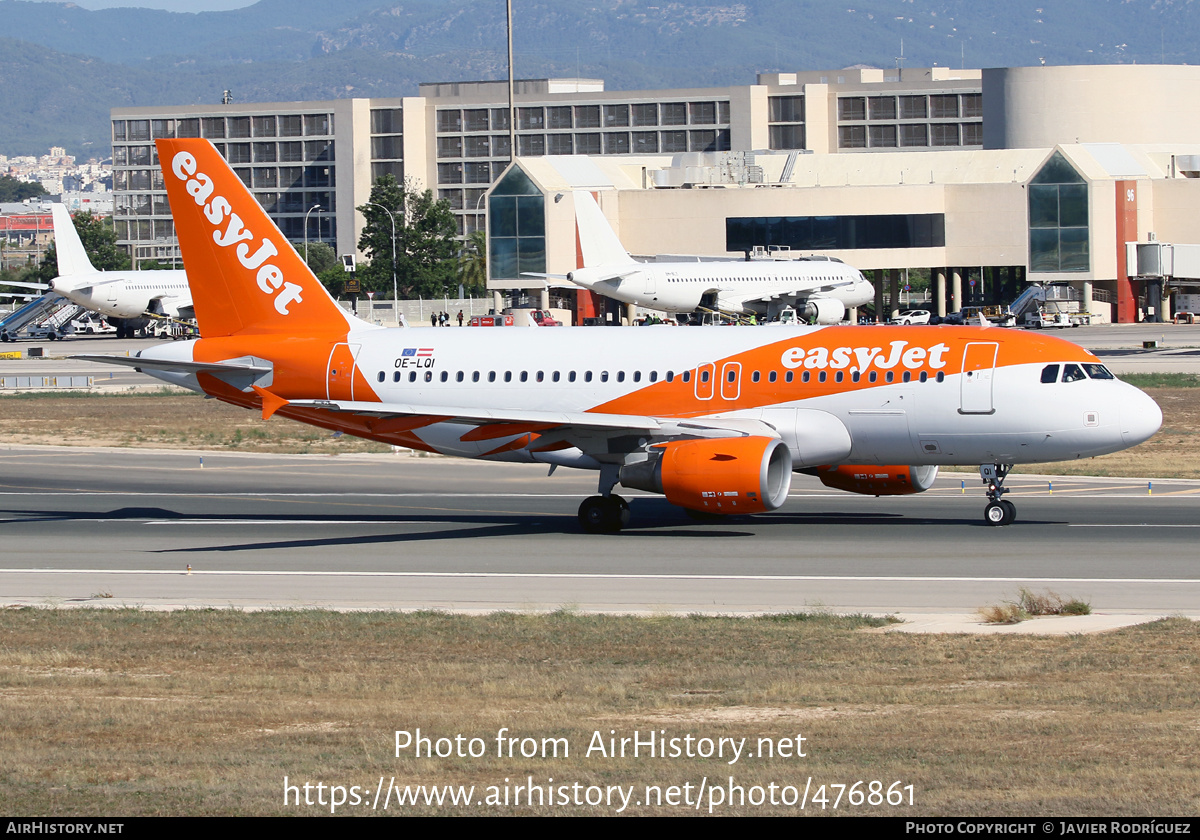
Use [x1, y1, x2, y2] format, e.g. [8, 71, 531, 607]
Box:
[79, 140, 1162, 532]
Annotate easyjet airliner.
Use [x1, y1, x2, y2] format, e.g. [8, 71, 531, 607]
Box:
[79, 139, 1162, 533]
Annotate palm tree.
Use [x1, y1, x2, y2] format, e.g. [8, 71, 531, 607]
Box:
[457, 230, 487, 296]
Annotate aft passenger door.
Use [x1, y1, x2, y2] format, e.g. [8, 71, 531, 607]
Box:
[960, 342, 998, 414]
[326, 343, 362, 401]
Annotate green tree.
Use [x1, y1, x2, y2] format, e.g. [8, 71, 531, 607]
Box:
[456, 229, 488, 297]
[33, 210, 129, 284]
[357, 175, 458, 300]
[0, 175, 47, 203]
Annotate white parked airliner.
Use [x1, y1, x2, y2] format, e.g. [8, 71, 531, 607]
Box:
[79, 139, 1162, 533]
[555, 191, 874, 324]
[48, 204, 191, 337]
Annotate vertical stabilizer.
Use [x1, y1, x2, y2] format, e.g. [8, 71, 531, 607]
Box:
[50, 204, 97, 280]
[574, 191, 637, 269]
[156, 138, 364, 337]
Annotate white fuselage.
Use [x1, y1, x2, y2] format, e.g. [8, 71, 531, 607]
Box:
[137, 324, 1161, 472]
[569, 259, 873, 316]
[53, 270, 192, 320]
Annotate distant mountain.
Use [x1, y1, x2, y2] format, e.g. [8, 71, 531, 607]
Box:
[2, 0, 1198, 157]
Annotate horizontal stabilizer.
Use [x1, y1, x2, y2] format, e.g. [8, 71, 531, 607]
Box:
[72, 354, 272, 376]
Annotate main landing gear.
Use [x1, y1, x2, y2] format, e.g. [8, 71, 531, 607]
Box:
[980, 463, 1016, 526]
[578, 464, 630, 534]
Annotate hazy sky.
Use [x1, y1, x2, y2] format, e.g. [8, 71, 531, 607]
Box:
[25, 0, 256, 10]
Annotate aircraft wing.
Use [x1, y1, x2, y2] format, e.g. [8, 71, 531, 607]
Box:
[285, 398, 780, 451]
[718, 279, 857, 308]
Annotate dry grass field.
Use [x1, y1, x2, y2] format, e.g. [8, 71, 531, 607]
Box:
[1, 609, 1198, 816]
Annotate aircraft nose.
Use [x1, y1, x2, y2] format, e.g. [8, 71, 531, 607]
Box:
[1120, 386, 1163, 447]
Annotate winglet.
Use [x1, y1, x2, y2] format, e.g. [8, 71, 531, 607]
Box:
[156, 138, 363, 338]
[253, 385, 289, 420]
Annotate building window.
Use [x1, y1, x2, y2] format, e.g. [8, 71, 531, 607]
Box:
[437, 162, 463, 183]
[279, 141, 303, 162]
[769, 124, 805, 150]
[128, 120, 151, 141]
[727, 213, 946, 252]
[202, 117, 225, 139]
[465, 162, 491, 184]
[661, 102, 687, 125]
[768, 96, 804, 123]
[661, 130, 687, 153]
[464, 109, 489, 132]
[838, 125, 866, 148]
[371, 108, 403, 134]
[604, 132, 630, 154]
[868, 125, 897, 148]
[547, 106, 572, 129]
[575, 105, 601, 128]
[838, 97, 865, 121]
[962, 93, 983, 118]
[518, 134, 545, 156]
[632, 103, 658, 126]
[371, 136, 402, 160]
[930, 95, 959, 119]
[151, 119, 175, 139]
[575, 133, 601, 155]
[253, 116, 276, 137]
[279, 115, 303, 137]
[547, 134, 573, 155]
[1029, 150, 1089, 273]
[518, 107, 545, 130]
[437, 136, 462, 158]
[604, 104, 629, 127]
[489, 166, 545, 283]
[690, 101, 717, 125]
[228, 117, 251, 138]
[437, 110, 462, 133]
[868, 96, 896, 120]
[899, 95, 927, 119]
[305, 114, 331, 136]
[177, 118, 200, 138]
[253, 142, 277, 163]
[633, 131, 658, 153]
[899, 124, 928, 147]
[491, 109, 511, 131]
[931, 123, 960, 146]
[962, 123, 983, 146]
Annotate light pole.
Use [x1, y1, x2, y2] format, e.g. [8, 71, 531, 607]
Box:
[364, 201, 398, 324]
[303, 203, 321, 265]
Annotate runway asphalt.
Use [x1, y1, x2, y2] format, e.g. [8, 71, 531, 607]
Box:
[1, 447, 1197, 627]
[2, 323, 1198, 628]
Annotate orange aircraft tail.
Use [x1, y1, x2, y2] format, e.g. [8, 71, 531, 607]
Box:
[156, 138, 358, 337]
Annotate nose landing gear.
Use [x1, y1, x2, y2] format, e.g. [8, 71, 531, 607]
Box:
[981, 463, 1016, 526]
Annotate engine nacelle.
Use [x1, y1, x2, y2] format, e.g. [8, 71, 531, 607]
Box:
[620, 436, 793, 514]
[816, 464, 939, 496]
[800, 298, 846, 325]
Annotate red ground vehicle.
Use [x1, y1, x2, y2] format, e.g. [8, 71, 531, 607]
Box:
[467, 314, 515, 327]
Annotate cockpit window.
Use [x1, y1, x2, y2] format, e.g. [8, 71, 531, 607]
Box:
[1063, 363, 1087, 383]
[1084, 364, 1114, 380]
[1041, 364, 1060, 384]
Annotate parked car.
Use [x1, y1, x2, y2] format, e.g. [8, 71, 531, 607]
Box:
[891, 309, 932, 325]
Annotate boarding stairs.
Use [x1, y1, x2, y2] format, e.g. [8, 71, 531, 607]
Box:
[0, 293, 68, 340]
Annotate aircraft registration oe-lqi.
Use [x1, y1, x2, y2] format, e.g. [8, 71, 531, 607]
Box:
[78, 139, 1162, 533]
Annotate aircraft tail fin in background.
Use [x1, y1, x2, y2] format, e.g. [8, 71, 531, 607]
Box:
[50, 204, 97, 282]
[155, 138, 364, 337]
[574, 191, 638, 269]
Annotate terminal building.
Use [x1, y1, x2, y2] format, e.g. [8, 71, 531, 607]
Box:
[110, 64, 1200, 323]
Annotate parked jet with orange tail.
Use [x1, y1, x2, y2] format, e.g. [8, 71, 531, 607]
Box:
[78, 139, 1162, 532]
